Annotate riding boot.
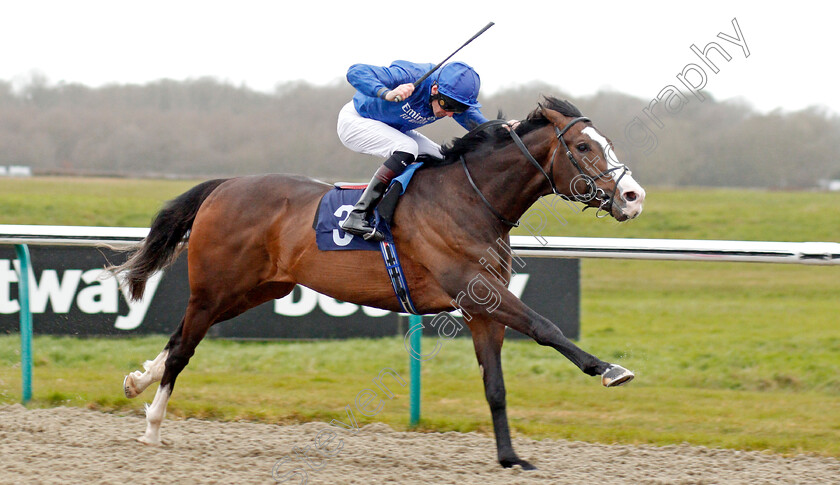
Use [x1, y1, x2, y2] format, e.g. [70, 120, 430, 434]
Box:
[341, 151, 414, 241]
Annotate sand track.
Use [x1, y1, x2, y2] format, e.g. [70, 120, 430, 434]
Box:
[1, 405, 838, 484]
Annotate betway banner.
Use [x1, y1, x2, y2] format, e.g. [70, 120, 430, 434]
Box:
[0, 246, 579, 339]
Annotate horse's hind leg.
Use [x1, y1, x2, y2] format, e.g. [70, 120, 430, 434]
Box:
[136, 281, 297, 445]
[136, 297, 217, 445]
[123, 320, 184, 398]
[123, 349, 168, 398]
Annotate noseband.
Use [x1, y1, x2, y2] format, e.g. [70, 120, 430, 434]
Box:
[461, 117, 628, 227]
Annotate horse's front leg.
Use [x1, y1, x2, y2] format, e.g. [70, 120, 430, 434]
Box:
[518, 301, 633, 386]
[467, 318, 536, 470]
[451, 274, 633, 386]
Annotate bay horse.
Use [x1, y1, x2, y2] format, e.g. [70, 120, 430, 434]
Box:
[114, 97, 646, 470]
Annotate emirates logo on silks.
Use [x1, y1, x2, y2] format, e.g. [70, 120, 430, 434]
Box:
[399, 103, 435, 125]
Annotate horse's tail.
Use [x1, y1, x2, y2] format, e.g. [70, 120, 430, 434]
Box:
[108, 178, 229, 301]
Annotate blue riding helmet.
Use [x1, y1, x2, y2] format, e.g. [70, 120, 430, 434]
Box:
[435, 62, 482, 108]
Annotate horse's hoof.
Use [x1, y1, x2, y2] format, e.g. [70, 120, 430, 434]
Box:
[500, 457, 537, 470]
[123, 374, 139, 398]
[135, 435, 161, 446]
[602, 364, 634, 387]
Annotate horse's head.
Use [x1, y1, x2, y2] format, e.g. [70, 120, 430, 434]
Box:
[537, 101, 645, 221]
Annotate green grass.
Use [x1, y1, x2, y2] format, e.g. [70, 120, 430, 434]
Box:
[0, 176, 200, 227]
[0, 177, 839, 457]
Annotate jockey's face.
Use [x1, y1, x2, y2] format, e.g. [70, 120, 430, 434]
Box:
[430, 85, 457, 118]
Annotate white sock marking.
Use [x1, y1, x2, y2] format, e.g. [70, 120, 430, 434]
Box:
[139, 384, 171, 445]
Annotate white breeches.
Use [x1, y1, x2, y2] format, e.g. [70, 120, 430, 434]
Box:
[337, 101, 441, 159]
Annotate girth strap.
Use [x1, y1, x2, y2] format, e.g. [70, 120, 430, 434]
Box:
[380, 240, 419, 314]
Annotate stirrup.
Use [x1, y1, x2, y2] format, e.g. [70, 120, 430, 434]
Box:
[361, 226, 385, 242]
[341, 213, 384, 241]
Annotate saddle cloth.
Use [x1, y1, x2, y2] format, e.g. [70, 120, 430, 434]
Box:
[313, 187, 390, 251]
[312, 162, 423, 251]
[310, 162, 424, 314]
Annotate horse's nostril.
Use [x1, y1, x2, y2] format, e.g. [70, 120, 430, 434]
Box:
[624, 191, 638, 202]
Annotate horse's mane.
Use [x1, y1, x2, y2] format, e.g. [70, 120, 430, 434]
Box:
[419, 97, 583, 167]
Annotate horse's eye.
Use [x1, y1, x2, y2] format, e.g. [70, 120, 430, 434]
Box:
[577, 143, 589, 152]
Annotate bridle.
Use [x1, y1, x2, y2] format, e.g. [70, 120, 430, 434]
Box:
[460, 117, 629, 227]
[553, 117, 629, 217]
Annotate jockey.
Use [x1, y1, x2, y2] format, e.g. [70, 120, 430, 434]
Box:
[337, 60, 488, 241]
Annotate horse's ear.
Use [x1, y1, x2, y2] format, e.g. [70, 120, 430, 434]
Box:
[540, 107, 570, 127]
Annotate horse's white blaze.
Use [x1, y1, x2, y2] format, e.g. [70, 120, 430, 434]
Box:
[138, 384, 171, 445]
[581, 126, 645, 218]
[582, 127, 621, 170]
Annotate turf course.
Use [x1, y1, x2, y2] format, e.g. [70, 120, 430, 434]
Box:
[1, 177, 838, 457]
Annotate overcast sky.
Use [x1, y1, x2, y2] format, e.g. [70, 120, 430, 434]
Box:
[2, 1, 837, 115]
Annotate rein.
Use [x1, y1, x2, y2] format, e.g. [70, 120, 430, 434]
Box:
[461, 117, 629, 226]
[461, 155, 520, 227]
[460, 119, 520, 227]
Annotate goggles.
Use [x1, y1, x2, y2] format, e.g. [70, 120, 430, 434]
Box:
[432, 92, 469, 114]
